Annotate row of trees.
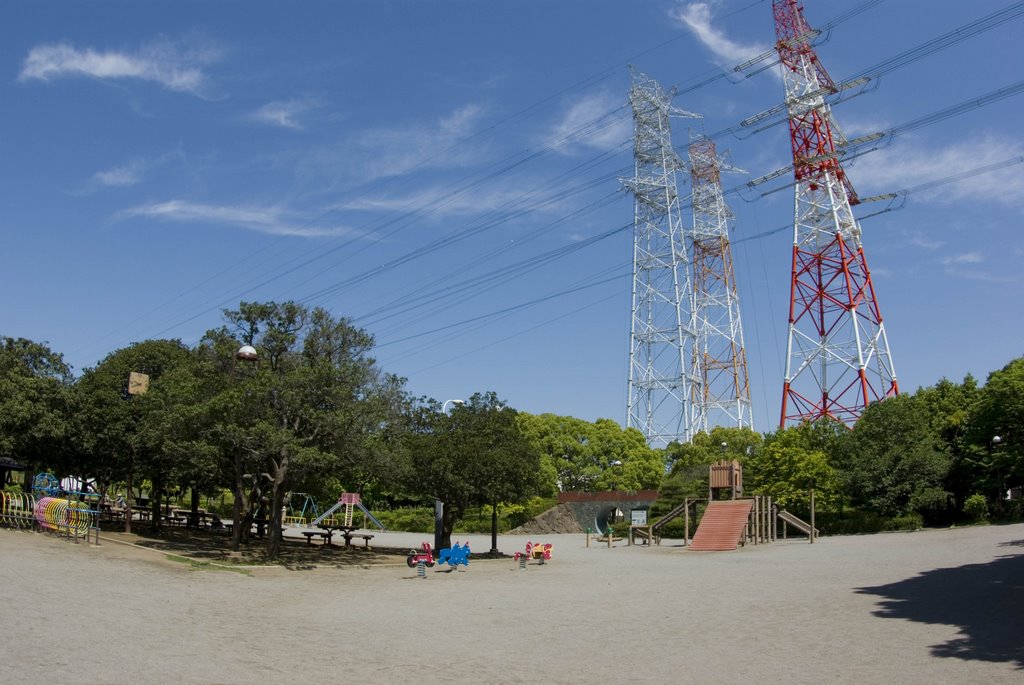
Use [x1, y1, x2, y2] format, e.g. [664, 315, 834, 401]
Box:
[2, 301, 1020, 555]
[660, 359, 1023, 528]
[0, 301, 660, 558]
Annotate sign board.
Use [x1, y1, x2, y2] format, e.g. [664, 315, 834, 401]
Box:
[127, 372, 150, 396]
[631, 509, 648, 525]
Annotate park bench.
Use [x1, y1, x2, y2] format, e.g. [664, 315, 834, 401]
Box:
[300, 530, 331, 546]
[343, 532, 374, 548]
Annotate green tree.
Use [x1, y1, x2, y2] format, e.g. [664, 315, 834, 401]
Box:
[406, 392, 541, 549]
[915, 375, 981, 512]
[747, 432, 837, 511]
[962, 358, 1024, 515]
[201, 301, 407, 558]
[74, 339, 194, 530]
[517, 413, 662, 492]
[0, 337, 73, 483]
[837, 395, 952, 519]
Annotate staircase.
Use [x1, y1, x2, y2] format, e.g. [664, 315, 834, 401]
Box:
[651, 500, 688, 537]
[689, 500, 754, 551]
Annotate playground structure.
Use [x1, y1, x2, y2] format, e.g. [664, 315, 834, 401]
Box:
[1, 491, 35, 529]
[438, 542, 470, 568]
[283, 492, 321, 527]
[514, 541, 552, 566]
[35, 496, 99, 544]
[629, 460, 817, 551]
[310, 492, 385, 531]
[0, 473, 101, 544]
[406, 542, 435, 568]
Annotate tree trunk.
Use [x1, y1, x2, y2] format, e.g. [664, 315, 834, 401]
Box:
[124, 462, 133, 534]
[440, 505, 460, 551]
[231, 449, 246, 551]
[190, 485, 201, 529]
[265, 455, 288, 559]
[151, 476, 163, 532]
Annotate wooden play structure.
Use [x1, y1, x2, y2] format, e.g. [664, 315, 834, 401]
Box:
[629, 460, 818, 551]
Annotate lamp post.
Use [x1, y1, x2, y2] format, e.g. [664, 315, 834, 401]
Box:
[434, 399, 464, 556]
[230, 345, 259, 551]
[992, 435, 1004, 503]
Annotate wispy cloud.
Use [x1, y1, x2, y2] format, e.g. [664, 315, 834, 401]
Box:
[353, 104, 487, 180]
[942, 252, 983, 265]
[938, 251, 1014, 283]
[906, 232, 944, 251]
[546, 91, 630, 155]
[942, 266, 1014, 283]
[118, 200, 353, 238]
[18, 38, 219, 95]
[94, 159, 146, 187]
[340, 180, 567, 218]
[250, 98, 317, 130]
[671, 2, 771, 67]
[851, 136, 1024, 206]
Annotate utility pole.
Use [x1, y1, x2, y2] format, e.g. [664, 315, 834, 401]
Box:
[622, 68, 701, 447]
[773, 0, 899, 427]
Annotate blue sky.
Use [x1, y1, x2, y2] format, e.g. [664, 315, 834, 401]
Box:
[2, 0, 1022, 434]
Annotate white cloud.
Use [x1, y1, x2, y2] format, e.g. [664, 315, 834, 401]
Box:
[118, 200, 354, 238]
[906, 232, 944, 251]
[850, 136, 1024, 206]
[18, 39, 218, 95]
[94, 159, 146, 187]
[546, 91, 630, 155]
[671, 2, 771, 67]
[942, 251, 983, 265]
[942, 266, 1014, 284]
[351, 104, 487, 181]
[250, 98, 316, 130]
[341, 181, 568, 218]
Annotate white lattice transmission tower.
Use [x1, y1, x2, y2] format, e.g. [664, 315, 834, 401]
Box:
[688, 133, 754, 432]
[622, 68, 701, 447]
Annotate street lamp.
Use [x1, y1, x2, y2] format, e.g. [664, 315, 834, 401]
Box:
[433, 399, 464, 556]
[992, 436, 1004, 502]
[236, 344, 258, 362]
[230, 345, 259, 550]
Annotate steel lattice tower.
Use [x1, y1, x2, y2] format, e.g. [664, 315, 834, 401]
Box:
[622, 69, 701, 447]
[773, 0, 898, 427]
[688, 134, 754, 432]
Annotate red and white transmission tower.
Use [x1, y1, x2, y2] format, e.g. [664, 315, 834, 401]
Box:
[773, 0, 898, 427]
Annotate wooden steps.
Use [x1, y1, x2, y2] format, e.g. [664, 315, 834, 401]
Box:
[689, 500, 754, 551]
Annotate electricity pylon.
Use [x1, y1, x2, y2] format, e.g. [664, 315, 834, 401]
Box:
[773, 0, 899, 427]
[688, 133, 753, 432]
[622, 68, 701, 447]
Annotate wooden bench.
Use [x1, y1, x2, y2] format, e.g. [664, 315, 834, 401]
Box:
[300, 530, 330, 546]
[342, 533, 374, 549]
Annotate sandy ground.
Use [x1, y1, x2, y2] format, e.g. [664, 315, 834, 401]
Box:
[2, 524, 1022, 684]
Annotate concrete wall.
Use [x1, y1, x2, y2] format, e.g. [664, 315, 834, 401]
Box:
[557, 491, 658, 532]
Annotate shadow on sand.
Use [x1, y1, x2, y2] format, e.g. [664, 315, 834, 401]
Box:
[856, 549, 1024, 668]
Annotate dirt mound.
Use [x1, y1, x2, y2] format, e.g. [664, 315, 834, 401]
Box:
[510, 503, 583, 535]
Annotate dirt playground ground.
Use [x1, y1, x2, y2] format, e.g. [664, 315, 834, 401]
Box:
[2, 523, 1022, 684]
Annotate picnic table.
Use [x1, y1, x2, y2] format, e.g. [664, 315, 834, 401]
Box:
[307, 525, 375, 549]
[172, 509, 213, 530]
